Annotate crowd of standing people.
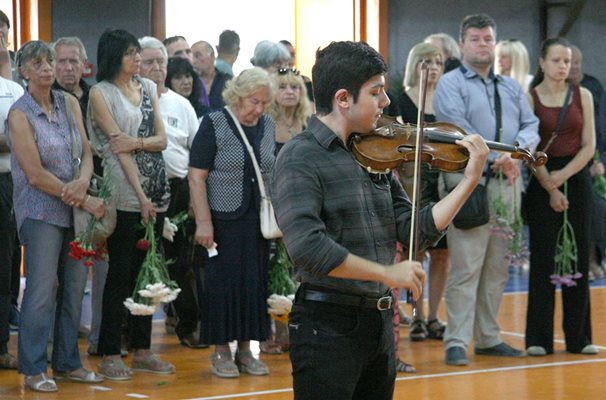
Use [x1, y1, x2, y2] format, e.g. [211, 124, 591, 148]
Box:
[0, 8, 604, 399]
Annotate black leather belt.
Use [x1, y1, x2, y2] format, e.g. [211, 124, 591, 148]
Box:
[302, 289, 393, 311]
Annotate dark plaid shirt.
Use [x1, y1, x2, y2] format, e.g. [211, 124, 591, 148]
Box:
[273, 116, 443, 297]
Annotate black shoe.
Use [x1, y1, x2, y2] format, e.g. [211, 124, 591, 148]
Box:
[475, 342, 524, 357]
[9, 305, 20, 329]
[179, 333, 209, 349]
[409, 319, 428, 342]
[445, 346, 468, 366]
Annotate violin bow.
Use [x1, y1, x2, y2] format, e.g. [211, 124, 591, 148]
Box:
[407, 60, 430, 314]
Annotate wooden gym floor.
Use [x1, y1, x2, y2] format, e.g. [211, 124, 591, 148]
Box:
[1, 284, 605, 399]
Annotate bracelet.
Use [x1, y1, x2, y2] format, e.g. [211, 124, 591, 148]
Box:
[85, 194, 91, 203]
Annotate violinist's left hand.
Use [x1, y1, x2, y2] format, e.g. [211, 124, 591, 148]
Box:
[491, 153, 520, 185]
[455, 134, 489, 183]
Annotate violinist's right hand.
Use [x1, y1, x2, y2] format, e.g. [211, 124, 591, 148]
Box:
[455, 134, 489, 184]
[382, 260, 425, 301]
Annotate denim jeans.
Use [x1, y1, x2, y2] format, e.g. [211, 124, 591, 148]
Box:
[87, 258, 109, 347]
[288, 286, 396, 400]
[18, 218, 88, 375]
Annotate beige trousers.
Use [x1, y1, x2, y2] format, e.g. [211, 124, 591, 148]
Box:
[440, 172, 521, 351]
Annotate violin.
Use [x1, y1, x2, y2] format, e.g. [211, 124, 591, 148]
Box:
[350, 114, 548, 174]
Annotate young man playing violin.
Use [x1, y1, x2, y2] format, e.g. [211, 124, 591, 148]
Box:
[434, 13, 540, 367]
[273, 40, 489, 400]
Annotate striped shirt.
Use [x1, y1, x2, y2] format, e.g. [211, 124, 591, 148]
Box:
[8, 89, 79, 231]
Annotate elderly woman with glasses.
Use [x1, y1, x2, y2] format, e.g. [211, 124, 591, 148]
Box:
[7, 40, 105, 392]
[189, 67, 276, 378]
[87, 29, 173, 381]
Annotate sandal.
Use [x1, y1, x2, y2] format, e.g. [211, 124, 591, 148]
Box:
[409, 319, 428, 341]
[25, 373, 58, 392]
[211, 352, 240, 378]
[132, 353, 176, 375]
[396, 359, 416, 373]
[235, 350, 269, 376]
[260, 341, 283, 355]
[0, 353, 17, 369]
[98, 357, 133, 381]
[54, 368, 104, 383]
[426, 319, 446, 340]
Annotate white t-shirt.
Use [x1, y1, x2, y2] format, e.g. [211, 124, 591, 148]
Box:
[0, 77, 25, 173]
[159, 88, 199, 179]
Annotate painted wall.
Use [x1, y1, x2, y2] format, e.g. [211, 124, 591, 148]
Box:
[387, 0, 605, 92]
[51, 0, 153, 80]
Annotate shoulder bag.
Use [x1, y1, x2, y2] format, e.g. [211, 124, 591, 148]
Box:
[65, 91, 117, 242]
[224, 106, 282, 239]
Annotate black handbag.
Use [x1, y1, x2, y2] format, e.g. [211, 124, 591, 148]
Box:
[452, 183, 490, 230]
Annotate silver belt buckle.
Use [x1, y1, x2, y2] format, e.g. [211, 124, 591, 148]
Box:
[376, 296, 392, 311]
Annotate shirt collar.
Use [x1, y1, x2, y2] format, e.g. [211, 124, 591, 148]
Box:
[26, 88, 61, 120]
[308, 115, 345, 150]
[460, 63, 501, 82]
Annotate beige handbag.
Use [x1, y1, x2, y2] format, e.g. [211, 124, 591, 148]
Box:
[225, 106, 282, 239]
[65, 91, 117, 242]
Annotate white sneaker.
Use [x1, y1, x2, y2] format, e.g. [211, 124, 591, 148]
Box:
[527, 346, 547, 356]
[581, 344, 599, 355]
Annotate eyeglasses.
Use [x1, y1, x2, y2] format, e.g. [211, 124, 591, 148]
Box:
[278, 67, 299, 76]
[124, 47, 141, 58]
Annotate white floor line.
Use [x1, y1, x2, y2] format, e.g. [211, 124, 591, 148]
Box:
[185, 358, 606, 400]
[500, 330, 606, 350]
[185, 388, 294, 400]
[395, 357, 606, 381]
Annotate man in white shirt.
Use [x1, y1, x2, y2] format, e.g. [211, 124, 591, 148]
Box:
[138, 36, 204, 348]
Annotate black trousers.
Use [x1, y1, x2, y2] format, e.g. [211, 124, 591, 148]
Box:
[289, 286, 396, 400]
[98, 211, 164, 355]
[0, 173, 20, 354]
[163, 177, 201, 338]
[526, 159, 593, 353]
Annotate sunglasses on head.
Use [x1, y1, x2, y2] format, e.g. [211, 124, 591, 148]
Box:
[278, 67, 299, 76]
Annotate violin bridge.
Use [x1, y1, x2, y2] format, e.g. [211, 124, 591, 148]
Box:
[405, 123, 412, 141]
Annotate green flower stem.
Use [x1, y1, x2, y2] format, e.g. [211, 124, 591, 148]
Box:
[554, 182, 578, 276]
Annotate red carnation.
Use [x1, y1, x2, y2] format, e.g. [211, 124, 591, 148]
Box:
[69, 241, 84, 260]
[136, 239, 150, 251]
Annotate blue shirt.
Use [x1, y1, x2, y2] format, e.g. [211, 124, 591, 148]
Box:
[433, 63, 540, 162]
[8, 89, 80, 231]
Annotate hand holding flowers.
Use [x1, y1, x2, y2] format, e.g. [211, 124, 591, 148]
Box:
[124, 219, 181, 316]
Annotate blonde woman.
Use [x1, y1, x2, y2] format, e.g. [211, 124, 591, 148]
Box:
[267, 67, 312, 154]
[495, 39, 533, 91]
[395, 42, 448, 372]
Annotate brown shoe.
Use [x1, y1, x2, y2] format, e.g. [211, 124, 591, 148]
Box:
[0, 353, 17, 369]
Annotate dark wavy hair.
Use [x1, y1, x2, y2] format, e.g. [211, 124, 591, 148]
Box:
[312, 41, 387, 115]
[165, 56, 207, 117]
[96, 29, 141, 82]
[529, 37, 572, 89]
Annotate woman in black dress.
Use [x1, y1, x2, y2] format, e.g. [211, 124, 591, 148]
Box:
[189, 67, 275, 378]
[397, 42, 449, 347]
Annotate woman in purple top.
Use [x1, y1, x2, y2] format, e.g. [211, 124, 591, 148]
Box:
[7, 40, 105, 392]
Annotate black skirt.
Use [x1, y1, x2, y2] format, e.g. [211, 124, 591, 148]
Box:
[199, 206, 271, 344]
